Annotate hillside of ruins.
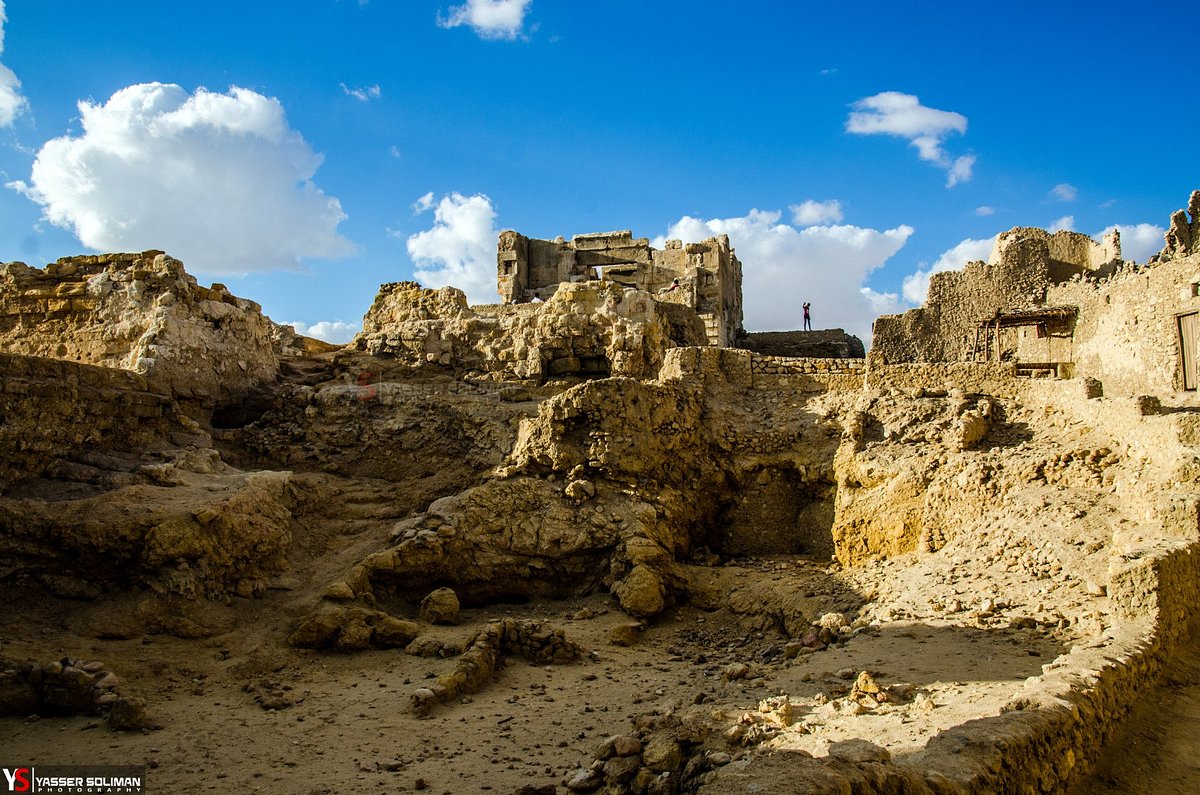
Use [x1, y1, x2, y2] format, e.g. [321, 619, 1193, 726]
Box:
[3, 192, 1200, 793]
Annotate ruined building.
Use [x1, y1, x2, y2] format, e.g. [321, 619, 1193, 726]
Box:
[3, 193, 1200, 793]
[497, 229, 744, 347]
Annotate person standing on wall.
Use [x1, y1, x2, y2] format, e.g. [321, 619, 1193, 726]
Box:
[803, 302, 812, 331]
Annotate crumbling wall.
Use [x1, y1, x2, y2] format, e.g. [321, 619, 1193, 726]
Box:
[0, 352, 182, 492]
[496, 230, 744, 347]
[872, 228, 1117, 363]
[0, 252, 280, 409]
[354, 279, 705, 381]
[1050, 248, 1200, 396]
[1161, 189, 1200, 261]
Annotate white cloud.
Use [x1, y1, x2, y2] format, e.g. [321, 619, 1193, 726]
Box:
[846, 92, 973, 186]
[974, 206, 996, 216]
[404, 192, 498, 304]
[1049, 215, 1075, 232]
[1051, 183, 1078, 202]
[860, 287, 904, 316]
[946, 154, 975, 188]
[9, 83, 353, 274]
[289, 320, 360, 344]
[659, 208, 912, 343]
[412, 191, 435, 213]
[340, 83, 381, 102]
[0, 1, 29, 127]
[1096, 223, 1165, 264]
[790, 199, 843, 226]
[900, 236, 995, 305]
[438, 0, 532, 40]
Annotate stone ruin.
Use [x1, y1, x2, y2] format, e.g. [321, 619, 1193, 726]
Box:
[2, 195, 1200, 793]
[498, 229, 744, 347]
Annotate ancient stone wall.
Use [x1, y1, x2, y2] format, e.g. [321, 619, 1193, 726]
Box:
[0, 252, 280, 410]
[872, 228, 1117, 363]
[355, 279, 706, 382]
[1161, 189, 1200, 260]
[1047, 249, 1200, 396]
[0, 352, 180, 491]
[497, 230, 744, 347]
[659, 347, 864, 393]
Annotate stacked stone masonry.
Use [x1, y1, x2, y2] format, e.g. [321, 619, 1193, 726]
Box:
[498, 229, 744, 348]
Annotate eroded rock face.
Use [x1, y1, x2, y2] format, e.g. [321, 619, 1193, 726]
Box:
[307, 353, 849, 623]
[353, 280, 706, 382]
[0, 252, 279, 410]
[1, 469, 296, 600]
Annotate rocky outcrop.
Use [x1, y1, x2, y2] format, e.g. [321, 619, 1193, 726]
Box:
[0, 469, 296, 600]
[736, 329, 865, 359]
[0, 252, 280, 411]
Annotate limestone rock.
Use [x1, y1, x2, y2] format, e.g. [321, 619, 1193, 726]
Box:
[612, 565, 666, 618]
[419, 587, 461, 625]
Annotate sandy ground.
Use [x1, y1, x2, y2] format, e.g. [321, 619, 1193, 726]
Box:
[0, 550, 1076, 795]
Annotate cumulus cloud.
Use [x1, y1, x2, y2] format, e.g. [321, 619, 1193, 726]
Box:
[404, 192, 498, 304]
[1051, 183, 1078, 202]
[790, 199, 843, 226]
[9, 83, 353, 274]
[974, 206, 996, 216]
[1049, 215, 1075, 232]
[1097, 223, 1166, 264]
[901, 236, 995, 305]
[289, 320, 360, 344]
[846, 92, 973, 187]
[0, 1, 29, 127]
[340, 83, 381, 102]
[658, 209, 912, 343]
[438, 0, 532, 40]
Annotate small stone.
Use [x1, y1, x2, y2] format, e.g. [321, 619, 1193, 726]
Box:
[323, 581, 355, 601]
[1086, 581, 1107, 597]
[602, 755, 641, 784]
[723, 663, 750, 681]
[565, 479, 596, 502]
[612, 735, 642, 757]
[566, 766, 603, 792]
[642, 735, 683, 772]
[818, 612, 846, 630]
[608, 623, 643, 647]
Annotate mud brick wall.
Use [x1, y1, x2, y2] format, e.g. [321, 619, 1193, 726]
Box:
[0, 352, 178, 489]
[1048, 250, 1200, 397]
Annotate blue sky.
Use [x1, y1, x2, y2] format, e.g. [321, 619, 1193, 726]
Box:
[0, 1, 1196, 344]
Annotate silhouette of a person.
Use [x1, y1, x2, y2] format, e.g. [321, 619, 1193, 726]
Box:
[803, 302, 812, 331]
